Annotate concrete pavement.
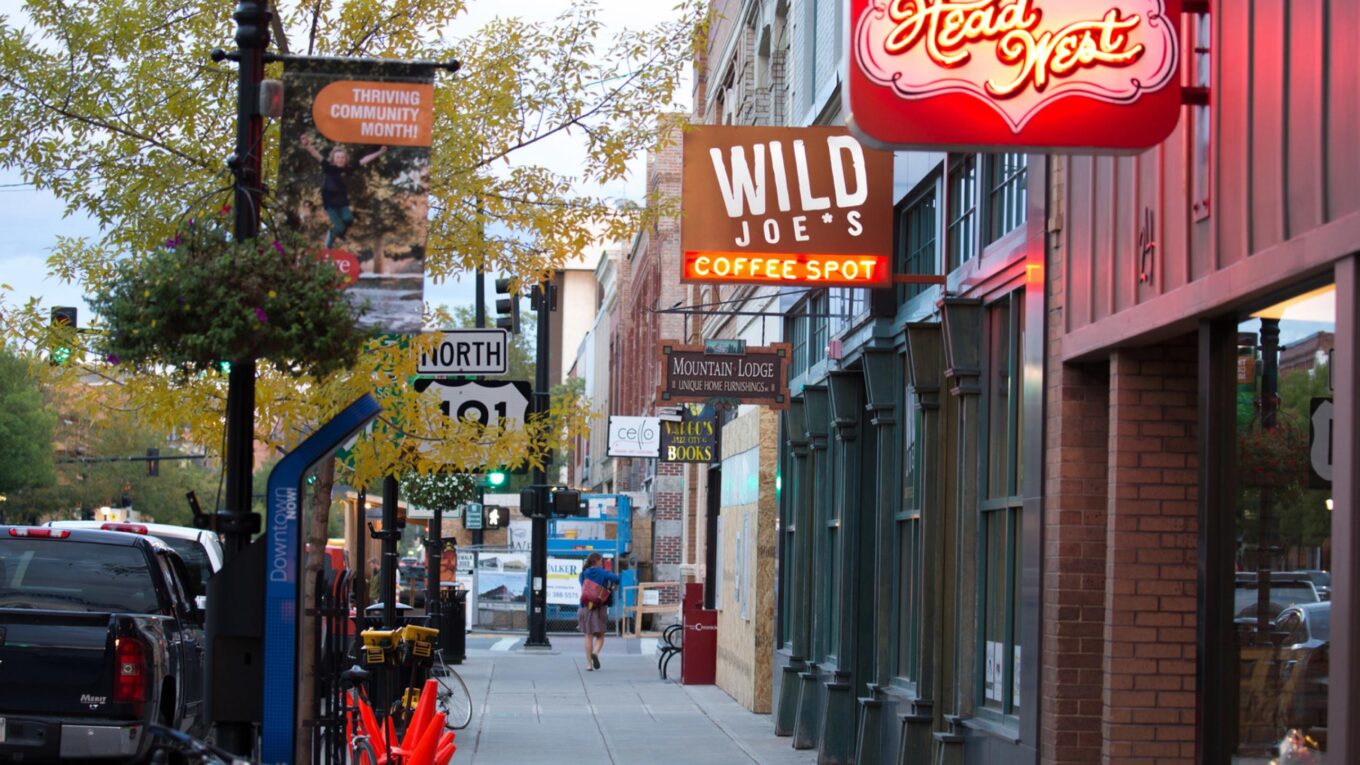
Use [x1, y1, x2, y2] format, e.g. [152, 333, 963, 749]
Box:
[445, 635, 815, 764]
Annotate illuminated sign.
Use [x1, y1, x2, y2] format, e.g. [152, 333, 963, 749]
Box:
[682, 251, 890, 287]
[847, 0, 1182, 151]
[682, 126, 894, 288]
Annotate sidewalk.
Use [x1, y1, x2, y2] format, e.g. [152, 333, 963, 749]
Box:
[446, 636, 815, 764]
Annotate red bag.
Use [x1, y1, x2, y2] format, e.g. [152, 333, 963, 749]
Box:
[580, 578, 610, 610]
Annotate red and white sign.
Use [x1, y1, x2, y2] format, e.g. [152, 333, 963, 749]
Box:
[847, 0, 1182, 151]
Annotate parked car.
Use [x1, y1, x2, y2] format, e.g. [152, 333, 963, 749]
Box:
[1234, 571, 1320, 629]
[0, 525, 207, 762]
[1286, 570, 1331, 601]
[46, 521, 223, 602]
[1274, 601, 1329, 737]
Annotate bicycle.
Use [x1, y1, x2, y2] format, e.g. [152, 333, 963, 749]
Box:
[146, 724, 255, 765]
[429, 648, 473, 730]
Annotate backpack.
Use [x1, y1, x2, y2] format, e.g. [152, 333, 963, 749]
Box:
[580, 577, 611, 610]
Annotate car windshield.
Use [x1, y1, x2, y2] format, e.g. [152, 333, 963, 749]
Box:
[160, 537, 212, 597]
[1234, 584, 1319, 615]
[0, 539, 160, 613]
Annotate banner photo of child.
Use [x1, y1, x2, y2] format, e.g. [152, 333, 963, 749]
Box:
[279, 59, 436, 334]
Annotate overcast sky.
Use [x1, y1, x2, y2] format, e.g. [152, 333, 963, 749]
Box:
[0, 0, 691, 320]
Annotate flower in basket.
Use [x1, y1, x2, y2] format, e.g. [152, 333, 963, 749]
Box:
[89, 212, 371, 378]
[1238, 420, 1309, 488]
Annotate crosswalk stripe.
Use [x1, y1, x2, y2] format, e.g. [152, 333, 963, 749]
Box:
[490, 637, 518, 652]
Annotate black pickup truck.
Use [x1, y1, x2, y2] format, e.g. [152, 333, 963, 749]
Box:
[0, 526, 206, 763]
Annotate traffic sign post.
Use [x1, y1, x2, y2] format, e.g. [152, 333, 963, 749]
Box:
[413, 379, 532, 432]
[463, 502, 484, 530]
[418, 329, 510, 376]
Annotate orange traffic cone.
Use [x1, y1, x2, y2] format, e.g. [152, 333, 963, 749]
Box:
[401, 679, 439, 751]
[407, 712, 446, 765]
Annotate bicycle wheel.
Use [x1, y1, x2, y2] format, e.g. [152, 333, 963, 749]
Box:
[350, 735, 379, 765]
[434, 656, 474, 730]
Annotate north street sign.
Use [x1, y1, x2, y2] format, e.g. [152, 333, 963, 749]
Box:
[413, 379, 533, 428]
[418, 329, 510, 375]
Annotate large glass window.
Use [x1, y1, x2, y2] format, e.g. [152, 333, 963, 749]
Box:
[980, 291, 1024, 717]
[900, 187, 938, 302]
[788, 304, 810, 379]
[895, 386, 924, 688]
[986, 153, 1028, 243]
[1231, 284, 1336, 764]
[946, 155, 978, 271]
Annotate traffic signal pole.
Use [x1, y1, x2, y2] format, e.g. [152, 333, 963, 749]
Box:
[472, 265, 485, 547]
[211, 1, 269, 755]
[525, 280, 553, 648]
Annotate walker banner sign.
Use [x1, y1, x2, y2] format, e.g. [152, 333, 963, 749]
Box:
[280, 59, 438, 333]
[658, 342, 791, 410]
[681, 126, 894, 288]
[546, 556, 584, 606]
[847, 0, 1182, 151]
[607, 416, 661, 458]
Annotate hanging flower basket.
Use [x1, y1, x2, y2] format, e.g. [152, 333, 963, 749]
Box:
[1238, 421, 1309, 489]
[90, 208, 370, 378]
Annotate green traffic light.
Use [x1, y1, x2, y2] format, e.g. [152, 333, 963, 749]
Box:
[486, 470, 508, 488]
[51, 346, 72, 365]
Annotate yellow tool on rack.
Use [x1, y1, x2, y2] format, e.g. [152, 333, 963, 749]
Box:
[397, 625, 440, 659]
[360, 628, 400, 665]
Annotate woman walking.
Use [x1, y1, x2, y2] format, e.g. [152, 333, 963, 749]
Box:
[577, 553, 620, 671]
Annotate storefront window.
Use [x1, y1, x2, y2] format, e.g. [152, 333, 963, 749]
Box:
[1231, 284, 1336, 763]
[986, 153, 1028, 243]
[900, 187, 938, 302]
[896, 388, 923, 689]
[946, 154, 978, 272]
[980, 291, 1024, 717]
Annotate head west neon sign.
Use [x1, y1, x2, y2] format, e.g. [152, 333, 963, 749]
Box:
[847, 0, 1182, 151]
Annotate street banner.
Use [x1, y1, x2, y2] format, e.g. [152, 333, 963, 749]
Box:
[658, 341, 791, 410]
[546, 556, 583, 606]
[681, 125, 894, 288]
[280, 59, 437, 333]
[660, 405, 718, 463]
[475, 552, 528, 611]
[607, 416, 661, 458]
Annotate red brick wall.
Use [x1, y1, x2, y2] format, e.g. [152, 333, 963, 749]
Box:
[1101, 341, 1199, 765]
[1042, 362, 1111, 764]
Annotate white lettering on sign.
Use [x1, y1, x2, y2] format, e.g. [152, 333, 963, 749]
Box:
[708, 139, 869, 222]
[270, 487, 298, 583]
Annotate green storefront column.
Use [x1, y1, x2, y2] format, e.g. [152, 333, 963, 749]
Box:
[793, 385, 830, 751]
[900, 323, 946, 764]
[776, 400, 811, 737]
[819, 370, 863, 765]
[934, 300, 984, 765]
[855, 348, 900, 765]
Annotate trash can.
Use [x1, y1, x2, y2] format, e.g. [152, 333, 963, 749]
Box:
[680, 583, 717, 685]
[439, 589, 467, 664]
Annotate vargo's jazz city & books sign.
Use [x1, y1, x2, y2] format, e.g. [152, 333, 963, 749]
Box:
[847, 0, 1182, 151]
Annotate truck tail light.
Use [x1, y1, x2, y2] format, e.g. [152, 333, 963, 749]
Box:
[100, 523, 149, 534]
[7, 527, 70, 538]
[113, 635, 149, 713]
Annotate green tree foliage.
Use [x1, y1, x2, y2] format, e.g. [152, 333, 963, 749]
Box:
[0, 347, 55, 496]
[14, 410, 220, 527]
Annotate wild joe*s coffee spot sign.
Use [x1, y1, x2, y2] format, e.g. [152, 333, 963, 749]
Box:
[847, 0, 1182, 151]
[681, 126, 894, 288]
[658, 342, 791, 410]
